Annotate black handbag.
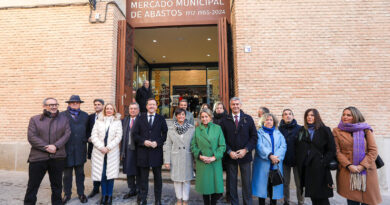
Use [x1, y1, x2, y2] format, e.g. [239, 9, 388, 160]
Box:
[268, 164, 284, 186]
[376, 155, 384, 169]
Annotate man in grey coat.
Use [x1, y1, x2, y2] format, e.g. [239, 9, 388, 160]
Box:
[173, 99, 194, 125]
[61, 95, 89, 204]
[24, 97, 71, 205]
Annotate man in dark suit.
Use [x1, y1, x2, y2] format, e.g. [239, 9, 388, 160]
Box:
[133, 98, 168, 205]
[136, 80, 153, 113]
[62, 95, 89, 204]
[86, 99, 104, 198]
[121, 102, 141, 199]
[220, 97, 258, 205]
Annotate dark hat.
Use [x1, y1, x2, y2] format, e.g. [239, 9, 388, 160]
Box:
[93, 98, 105, 105]
[65, 95, 84, 103]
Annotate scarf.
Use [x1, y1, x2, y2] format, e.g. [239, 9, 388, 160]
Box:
[67, 106, 81, 117]
[213, 112, 225, 120]
[307, 124, 315, 141]
[174, 120, 191, 135]
[41, 109, 58, 120]
[338, 121, 372, 191]
[262, 126, 275, 169]
[279, 119, 297, 129]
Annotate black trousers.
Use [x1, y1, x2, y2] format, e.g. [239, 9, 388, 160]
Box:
[311, 198, 330, 205]
[127, 173, 140, 192]
[203, 193, 222, 205]
[24, 159, 65, 205]
[93, 181, 101, 192]
[63, 164, 85, 197]
[139, 166, 162, 202]
[228, 162, 252, 205]
[258, 176, 276, 205]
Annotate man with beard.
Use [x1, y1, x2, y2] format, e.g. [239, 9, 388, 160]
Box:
[24, 97, 71, 205]
[86, 99, 104, 198]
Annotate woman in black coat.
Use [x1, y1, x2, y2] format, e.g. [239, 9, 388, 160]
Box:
[295, 109, 336, 205]
[212, 101, 227, 126]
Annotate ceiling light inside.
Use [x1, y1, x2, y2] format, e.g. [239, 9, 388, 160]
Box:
[206, 54, 211, 57]
[162, 56, 166, 58]
[207, 38, 212, 41]
[153, 40, 157, 43]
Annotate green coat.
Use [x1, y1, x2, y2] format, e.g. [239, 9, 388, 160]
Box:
[191, 122, 226, 195]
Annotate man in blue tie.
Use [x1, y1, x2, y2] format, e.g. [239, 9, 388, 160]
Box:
[133, 98, 168, 205]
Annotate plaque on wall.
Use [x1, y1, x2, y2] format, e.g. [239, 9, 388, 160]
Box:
[127, 0, 230, 27]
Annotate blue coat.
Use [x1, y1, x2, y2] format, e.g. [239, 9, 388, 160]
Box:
[62, 110, 89, 167]
[252, 128, 287, 199]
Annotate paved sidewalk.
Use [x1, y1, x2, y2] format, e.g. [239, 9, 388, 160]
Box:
[0, 170, 388, 205]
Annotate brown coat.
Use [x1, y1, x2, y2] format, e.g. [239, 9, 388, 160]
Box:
[333, 128, 382, 205]
[27, 112, 71, 162]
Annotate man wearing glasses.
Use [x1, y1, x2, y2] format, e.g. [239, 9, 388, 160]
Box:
[24, 97, 71, 205]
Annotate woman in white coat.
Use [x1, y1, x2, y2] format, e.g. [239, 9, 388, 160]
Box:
[164, 108, 195, 205]
[91, 103, 122, 205]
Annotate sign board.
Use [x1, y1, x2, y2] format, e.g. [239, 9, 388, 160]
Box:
[127, 0, 230, 27]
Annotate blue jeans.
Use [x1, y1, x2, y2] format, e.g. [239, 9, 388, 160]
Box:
[347, 199, 368, 205]
[101, 157, 114, 196]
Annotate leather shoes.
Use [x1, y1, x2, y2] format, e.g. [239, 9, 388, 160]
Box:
[155, 200, 162, 205]
[138, 200, 147, 205]
[100, 196, 107, 205]
[62, 195, 71, 204]
[87, 189, 99, 198]
[78, 194, 88, 203]
[123, 191, 137, 199]
[106, 196, 113, 205]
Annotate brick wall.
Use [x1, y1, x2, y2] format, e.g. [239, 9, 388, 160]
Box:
[232, 0, 390, 138]
[0, 2, 125, 142]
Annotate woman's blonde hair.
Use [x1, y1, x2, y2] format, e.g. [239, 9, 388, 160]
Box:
[261, 113, 279, 128]
[213, 101, 225, 112]
[103, 103, 117, 116]
[199, 108, 213, 119]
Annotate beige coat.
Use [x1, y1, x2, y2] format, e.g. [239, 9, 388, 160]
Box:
[333, 128, 382, 205]
[164, 125, 195, 182]
[91, 113, 122, 181]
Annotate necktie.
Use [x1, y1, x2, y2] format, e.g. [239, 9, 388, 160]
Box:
[234, 115, 239, 128]
[130, 118, 134, 129]
[149, 115, 153, 126]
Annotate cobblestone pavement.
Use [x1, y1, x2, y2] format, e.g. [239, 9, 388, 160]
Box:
[0, 170, 388, 205]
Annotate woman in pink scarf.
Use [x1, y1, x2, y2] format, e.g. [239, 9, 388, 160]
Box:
[333, 106, 382, 205]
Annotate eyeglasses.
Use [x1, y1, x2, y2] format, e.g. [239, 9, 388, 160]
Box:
[45, 104, 59, 108]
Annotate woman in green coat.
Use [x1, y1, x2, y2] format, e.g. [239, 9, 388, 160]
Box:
[191, 108, 226, 205]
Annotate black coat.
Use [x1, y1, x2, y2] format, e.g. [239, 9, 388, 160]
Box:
[278, 119, 301, 167]
[86, 113, 97, 159]
[135, 86, 153, 113]
[121, 115, 139, 175]
[133, 113, 168, 167]
[295, 125, 336, 199]
[220, 111, 258, 164]
[213, 111, 227, 126]
[62, 110, 89, 167]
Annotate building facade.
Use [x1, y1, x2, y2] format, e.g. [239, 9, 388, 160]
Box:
[1, 0, 389, 191]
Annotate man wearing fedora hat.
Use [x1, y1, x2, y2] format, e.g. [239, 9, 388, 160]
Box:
[61, 95, 89, 204]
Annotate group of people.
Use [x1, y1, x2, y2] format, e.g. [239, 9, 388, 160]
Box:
[24, 94, 382, 205]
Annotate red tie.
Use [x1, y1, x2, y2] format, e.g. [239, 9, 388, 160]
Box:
[234, 115, 239, 128]
[130, 118, 134, 129]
